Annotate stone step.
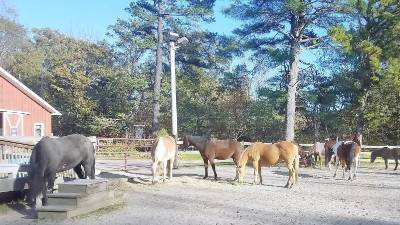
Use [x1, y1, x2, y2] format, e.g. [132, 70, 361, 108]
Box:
[37, 190, 115, 220]
[47, 193, 82, 207]
[58, 179, 108, 194]
[47, 190, 112, 208]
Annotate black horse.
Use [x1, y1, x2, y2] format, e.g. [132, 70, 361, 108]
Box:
[27, 134, 96, 206]
[370, 147, 399, 170]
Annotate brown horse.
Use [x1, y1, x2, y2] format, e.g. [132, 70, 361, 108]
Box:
[151, 136, 177, 184]
[237, 141, 300, 188]
[334, 135, 361, 180]
[182, 135, 242, 180]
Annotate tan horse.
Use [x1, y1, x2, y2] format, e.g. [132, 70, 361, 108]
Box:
[237, 141, 300, 188]
[151, 136, 177, 184]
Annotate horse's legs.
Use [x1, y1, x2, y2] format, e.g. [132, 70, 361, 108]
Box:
[258, 163, 262, 185]
[73, 165, 85, 179]
[284, 163, 295, 188]
[319, 154, 322, 169]
[394, 158, 398, 170]
[168, 158, 174, 179]
[162, 160, 167, 182]
[333, 159, 340, 177]
[209, 158, 218, 180]
[342, 163, 346, 178]
[328, 155, 335, 170]
[151, 161, 158, 184]
[47, 173, 57, 193]
[202, 157, 208, 179]
[82, 161, 94, 179]
[353, 157, 359, 180]
[232, 157, 239, 181]
[41, 177, 48, 206]
[384, 158, 388, 170]
[252, 160, 259, 185]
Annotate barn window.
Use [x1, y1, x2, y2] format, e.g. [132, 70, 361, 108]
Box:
[10, 127, 17, 136]
[34, 123, 44, 137]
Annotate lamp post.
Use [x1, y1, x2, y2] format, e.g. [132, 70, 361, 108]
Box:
[169, 32, 188, 169]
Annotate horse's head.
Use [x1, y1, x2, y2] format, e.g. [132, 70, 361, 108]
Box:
[370, 151, 377, 163]
[352, 133, 361, 146]
[182, 135, 189, 150]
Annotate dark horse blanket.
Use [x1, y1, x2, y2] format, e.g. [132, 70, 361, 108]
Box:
[28, 134, 96, 206]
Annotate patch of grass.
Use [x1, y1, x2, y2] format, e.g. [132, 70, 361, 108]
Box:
[0, 204, 10, 215]
[179, 152, 202, 161]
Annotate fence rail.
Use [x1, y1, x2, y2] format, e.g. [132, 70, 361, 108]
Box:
[0, 137, 76, 193]
[96, 138, 400, 158]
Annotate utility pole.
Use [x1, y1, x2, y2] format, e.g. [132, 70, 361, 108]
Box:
[169, 32, 188, 169]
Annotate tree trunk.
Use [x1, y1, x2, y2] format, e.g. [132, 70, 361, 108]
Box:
[152, 0, 164, 136]
[356, 90, 369, 146]
[285, 42, 301, 142]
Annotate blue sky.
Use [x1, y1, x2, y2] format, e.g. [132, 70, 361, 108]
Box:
[8, 0, 321, 90]
[10, 0, 236, 40]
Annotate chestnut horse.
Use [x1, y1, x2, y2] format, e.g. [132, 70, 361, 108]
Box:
[237, 141, 300, 188]
[151, 136, 177, 183]
[333, 136, 361, 180]
[182, 135, 242, 180]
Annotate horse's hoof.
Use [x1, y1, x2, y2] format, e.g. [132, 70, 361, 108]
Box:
[203, 176, 208, 179]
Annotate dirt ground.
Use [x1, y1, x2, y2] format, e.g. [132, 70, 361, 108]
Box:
[1, 159, 400, 225]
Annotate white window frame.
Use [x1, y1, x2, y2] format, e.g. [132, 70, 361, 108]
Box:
[33, 123, 44, 137]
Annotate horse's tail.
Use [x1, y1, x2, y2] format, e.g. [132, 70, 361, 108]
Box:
[294, 145, 300, 183]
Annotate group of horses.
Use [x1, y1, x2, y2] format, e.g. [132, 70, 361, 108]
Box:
[26, 133, 398, 208]
[301, 135, 399, 177]
[151, 135, 300, 188]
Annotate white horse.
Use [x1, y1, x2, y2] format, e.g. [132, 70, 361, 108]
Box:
[328, 141, 344, 170]
[151, 136, 177, 184]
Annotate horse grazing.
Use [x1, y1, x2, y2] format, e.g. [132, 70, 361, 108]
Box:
[151, 136, 177, 183]
[333, 138, 361, 180]
[370, 147, 400, 170]
[182, 135, 242, 180]
[28, 134, 96, 206]
[237, 141, 300, 188]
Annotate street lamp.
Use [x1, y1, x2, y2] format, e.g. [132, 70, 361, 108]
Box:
[169, 32, 188, 168]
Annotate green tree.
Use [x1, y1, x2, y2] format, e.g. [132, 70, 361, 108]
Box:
[0, 17, 28, 69]
[225, 0, 346, 141]
[329, 0, 400, 143]
[109, 0, 216, 136]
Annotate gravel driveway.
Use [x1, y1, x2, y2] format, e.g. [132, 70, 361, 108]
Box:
[1, 160, 399, 225]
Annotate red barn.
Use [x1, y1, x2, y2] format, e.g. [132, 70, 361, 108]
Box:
[0, 66, 61, 138]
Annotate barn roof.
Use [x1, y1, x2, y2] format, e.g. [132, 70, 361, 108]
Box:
[0, 66, 62, 116]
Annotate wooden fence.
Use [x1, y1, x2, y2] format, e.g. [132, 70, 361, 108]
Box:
[96, 138, 154, 158]
[95, 137, 400, 160]
[0, 137, 75, 193]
